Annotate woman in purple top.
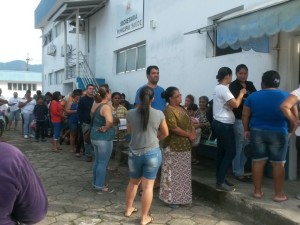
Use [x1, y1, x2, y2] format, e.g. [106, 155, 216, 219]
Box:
[0, 142, 48, 224]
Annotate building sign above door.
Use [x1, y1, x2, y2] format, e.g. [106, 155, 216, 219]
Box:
[116, 0, 144, 37]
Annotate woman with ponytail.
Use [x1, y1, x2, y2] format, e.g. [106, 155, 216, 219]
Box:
[90, 84, 115, 193]
[124, 86, 168, 225]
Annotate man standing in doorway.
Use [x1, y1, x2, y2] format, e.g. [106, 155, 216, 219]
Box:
[134, 65, 166, 189]
[78, 84, 95, 162]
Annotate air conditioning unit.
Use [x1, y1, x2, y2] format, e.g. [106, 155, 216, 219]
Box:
[47, 44, 56, 56]
[61, 44, 72, 57]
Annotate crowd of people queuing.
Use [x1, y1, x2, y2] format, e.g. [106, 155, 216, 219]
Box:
[1, 63, 300, 224]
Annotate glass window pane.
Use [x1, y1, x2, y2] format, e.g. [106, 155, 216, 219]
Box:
[116, 51, 126, 73]
[126, 48, 137, 71]
[137, 45, 146, 69]
[13, 83, 17, 90]
[23, 83, 27, 90]
[32, 84, 37, 91]
[18, 83, 22, 91]
[8, 83, 12, 90]
[28, 84, 32, 91]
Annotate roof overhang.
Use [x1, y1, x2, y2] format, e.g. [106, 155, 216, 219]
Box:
[35, 0, 107, 29]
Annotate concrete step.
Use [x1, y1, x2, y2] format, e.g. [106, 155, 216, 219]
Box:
[191, 162, 300, 225]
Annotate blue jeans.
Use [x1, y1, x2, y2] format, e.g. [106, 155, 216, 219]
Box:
[212, 120, 236, 185]
[232, 119, 248, 177]
[128, 147, 162, 179]
[91, 139, 113, 189]
[23, 113, 34, 136]
[250, 128, 288, 163]
[52, 122, 61, 140]
[82, 123, 93, 158]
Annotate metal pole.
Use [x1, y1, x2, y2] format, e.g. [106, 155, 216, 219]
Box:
[64, 21, 67, 80]
[76, 9, 79, 78]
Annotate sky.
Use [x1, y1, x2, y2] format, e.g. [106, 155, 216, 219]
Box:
[0, 0, 42, 64]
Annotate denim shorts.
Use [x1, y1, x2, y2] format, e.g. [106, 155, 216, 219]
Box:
[128, 147, 162, 180]
[250, 128, 288, 163]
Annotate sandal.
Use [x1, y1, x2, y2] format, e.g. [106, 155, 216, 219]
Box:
[273, 195, 288, 203]
[124, 207, 138, 217]
[97, 187, 114, 194]
[140, 215, 153, 225]
[253, 192, 264, 199]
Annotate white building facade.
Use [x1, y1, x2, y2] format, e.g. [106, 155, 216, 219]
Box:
[35, 0, 300, 100]
[0, 70, 42, 98]
[35, 0, 300, 178]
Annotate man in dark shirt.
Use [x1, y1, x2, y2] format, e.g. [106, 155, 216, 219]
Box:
[77, 84, 95, 161]
[0, 142, 48, 224]
[229, 64, 256, 182]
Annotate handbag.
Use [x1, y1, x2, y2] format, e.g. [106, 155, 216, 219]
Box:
[192, 128, 202, 147]
[83, 104, 103, 144]
[30, 119, 36, 129]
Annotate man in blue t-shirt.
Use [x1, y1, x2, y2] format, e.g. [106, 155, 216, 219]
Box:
[134, 65, 166, 112]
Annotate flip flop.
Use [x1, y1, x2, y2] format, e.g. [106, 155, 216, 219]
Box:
[124, 207, 138, 217]
[253, 192, 264, 199]
[273, 195, 288, 203]
[140, 215, 153, 225]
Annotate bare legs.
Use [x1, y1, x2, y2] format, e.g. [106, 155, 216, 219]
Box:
[69, 131, 76, 152]
[125, 177, 154, 225]
[272, 162, 286, 201]
[252, 160, 286, 201]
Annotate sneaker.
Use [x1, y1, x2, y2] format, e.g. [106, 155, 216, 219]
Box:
[75, 153, 81, 157]
[296, 193, 300, 200]
[29, 134, 35, 138]
[24, 135, 29, 139]
[97, 187, 114, 194]
[216, 183, 236, 192]
[225, 179, 235, 187]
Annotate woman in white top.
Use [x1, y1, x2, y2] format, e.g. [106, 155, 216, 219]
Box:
[212, 67, 246, 192]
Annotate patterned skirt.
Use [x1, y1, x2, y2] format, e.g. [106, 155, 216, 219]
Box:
[159, 146, 192, 205]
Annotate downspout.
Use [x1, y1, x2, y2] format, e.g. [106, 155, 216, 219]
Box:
[276, 33, 280, 72]
[76, 9, 80, 78]
[64, 20, 67, 82]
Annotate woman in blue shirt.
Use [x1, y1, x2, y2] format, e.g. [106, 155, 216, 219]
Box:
[242, 70, 290, 202]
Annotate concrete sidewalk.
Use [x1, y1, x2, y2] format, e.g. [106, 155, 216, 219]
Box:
[191, 156, 300, 225]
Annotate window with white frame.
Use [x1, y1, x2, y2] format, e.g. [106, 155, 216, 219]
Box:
[54, 69, 64, 84]
[206, 6, 244, 57]
[55, 22, 63, 38]
[7, 83, 37, 91]
[49, 73, 53, 85]
[116, 43, 146, 74]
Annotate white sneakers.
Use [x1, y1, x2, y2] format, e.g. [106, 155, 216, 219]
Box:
[24, 134, 34, 139]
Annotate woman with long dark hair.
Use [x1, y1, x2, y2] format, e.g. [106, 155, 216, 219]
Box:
[90, 84, 115, 193]
[124, 86, 168, 225]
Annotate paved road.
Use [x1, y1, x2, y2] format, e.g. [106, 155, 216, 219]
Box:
[3, 129, 246, 225]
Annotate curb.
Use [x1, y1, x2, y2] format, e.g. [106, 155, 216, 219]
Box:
[192, 177, 299, 225]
